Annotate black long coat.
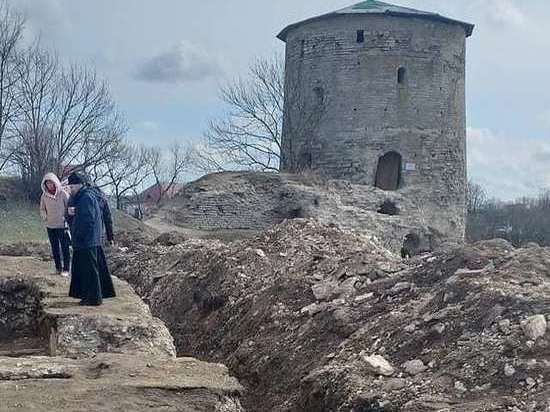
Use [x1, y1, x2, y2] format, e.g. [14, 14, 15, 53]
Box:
[67, 187, 102, 250]
[68, 186, 116, 302]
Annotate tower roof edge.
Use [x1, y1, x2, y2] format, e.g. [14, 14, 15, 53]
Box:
[277, 1, 474, 42]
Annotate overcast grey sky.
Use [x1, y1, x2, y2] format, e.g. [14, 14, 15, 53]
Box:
[13, 0, 550, 200]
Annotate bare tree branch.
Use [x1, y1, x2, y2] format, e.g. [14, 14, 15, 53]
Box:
[150, 142, 190, 204]
[204, 54, 326, 173]
[7, 43, 127, 199]
[204, 54, 284, 172]
[99, 140, 154, 209]
[0, 0, 25, 172]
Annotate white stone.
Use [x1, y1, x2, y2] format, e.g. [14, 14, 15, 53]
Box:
[402, 359, 427, 375]
[254, 249, 266, 258]
[363, 354, 395, 377]
[498, 319, 511, 334]
[432, 323, 446, 334]
[404, 324, 416, 333]
[504, 364, 516, 377]
[311, 281, 340, 301]
[383, 378, 406, 391]
[454, 381, 467, 393]
[391, 282, 412, 293]
[354, 293, 374, 303]
[300, 303, 322, 316]
[521, 315, 547, 340]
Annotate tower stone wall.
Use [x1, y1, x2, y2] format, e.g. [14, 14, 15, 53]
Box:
[279, 11, 472, 239]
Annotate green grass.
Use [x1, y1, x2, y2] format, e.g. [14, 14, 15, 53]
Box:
[0, 199, 156, 245]
[0, 201, 47, 243]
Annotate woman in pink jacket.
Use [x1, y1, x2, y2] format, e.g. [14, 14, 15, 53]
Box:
[39, 172, 71, 276]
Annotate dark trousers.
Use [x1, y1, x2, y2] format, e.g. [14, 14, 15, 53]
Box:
[47, 228, 71, 272]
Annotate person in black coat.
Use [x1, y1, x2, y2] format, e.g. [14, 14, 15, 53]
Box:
[88, 185, 116, 297]
[66, 173, 115, 306]
[89, 186, 114, 245]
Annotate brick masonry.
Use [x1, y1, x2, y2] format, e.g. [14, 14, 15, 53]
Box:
[279, 13, 470, 241]
[157, 171, 441, 254]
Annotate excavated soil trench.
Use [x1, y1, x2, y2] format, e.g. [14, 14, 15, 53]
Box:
[0, 256, 244, 411]
[0, 279, 49, 357]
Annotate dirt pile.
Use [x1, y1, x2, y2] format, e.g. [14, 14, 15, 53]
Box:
[110, 219, 550, 411]
[112, 208, 159, 245]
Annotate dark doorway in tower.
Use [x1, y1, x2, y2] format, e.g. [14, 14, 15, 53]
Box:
[375, 151, 402, 191]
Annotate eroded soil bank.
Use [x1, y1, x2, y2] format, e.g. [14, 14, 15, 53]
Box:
[0, 255, 243, 412]
[111, 220, 550, 412]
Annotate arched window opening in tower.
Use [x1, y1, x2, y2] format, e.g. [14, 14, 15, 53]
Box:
[357, 30, 364, 43]
[398, 67, 407, 84]
[375, 151, 402, 191]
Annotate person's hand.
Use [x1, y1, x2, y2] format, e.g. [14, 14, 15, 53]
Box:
[68, 207, 76, 216]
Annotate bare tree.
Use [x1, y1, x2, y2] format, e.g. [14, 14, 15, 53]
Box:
[52, 63, 126, 173]
[150, 142, 190, 204]
[0, 1, 25, 171]
[205, 55, 284, 171]
[188, 140, 226, 174]
[467, 179, 488, 214]
[9, 125, 57, 198]
[205, 54, 327, 173]
[537, 190, 550, 209]
[8, 45, 59, 196]
[102, 141, 154, 210]
[8, 44, 126, 198]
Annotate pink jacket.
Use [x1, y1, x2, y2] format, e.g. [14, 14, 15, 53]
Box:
[39, 173, 70, 229]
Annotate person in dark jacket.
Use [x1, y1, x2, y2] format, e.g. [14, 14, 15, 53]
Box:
[88, 185, 116, 298]
[66, 173, 115, 306]
[89, 186, 114, 245]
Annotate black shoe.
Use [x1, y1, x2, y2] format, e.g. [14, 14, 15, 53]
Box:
[79, 300, 102, 306]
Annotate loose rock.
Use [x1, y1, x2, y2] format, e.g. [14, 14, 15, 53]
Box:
[363, 354, 395, 377]
[504, 364, 516, 377]
[455, 381, 467, 393]
[402, 359, 428, 376]
[521, 315, 547, 340]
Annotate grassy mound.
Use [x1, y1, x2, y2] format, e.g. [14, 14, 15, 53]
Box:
[0, 200, 45, 243]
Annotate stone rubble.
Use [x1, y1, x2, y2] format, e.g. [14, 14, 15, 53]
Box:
[522, 315, 548, 341]
[109, 219, 550, 411]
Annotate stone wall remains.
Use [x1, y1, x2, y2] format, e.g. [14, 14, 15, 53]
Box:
[280, 14, 468, 239]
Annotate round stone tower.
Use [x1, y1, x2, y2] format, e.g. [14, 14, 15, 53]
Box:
[277, 0, 474, 240]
